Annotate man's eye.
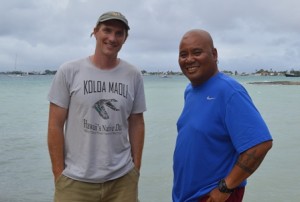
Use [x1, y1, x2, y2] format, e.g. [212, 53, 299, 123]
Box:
[179, 53, 187, 58]
[116, 32, 124, 37]
[103, 28, 111, 33]
[193, 51, 202, 56]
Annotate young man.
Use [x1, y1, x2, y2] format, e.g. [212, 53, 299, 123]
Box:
[172, 29, 272, 202]
[48, 11, 146, 202]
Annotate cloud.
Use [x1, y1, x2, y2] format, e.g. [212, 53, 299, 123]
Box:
[1, 0, 300, 72]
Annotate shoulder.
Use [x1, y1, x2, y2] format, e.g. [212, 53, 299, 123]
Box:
[120, 59, 140, 72]
[213, 73, 247, 95]
[51, 57, 89, 87]
[56, 57, 89, 79]
[184, 83, 193, 93]
[218, 73, 243, 88]
[119, 59, 143, 78]
[58, 57, 88, 72]
[201, 73, 250, 104]
[216, 74, 256, 108]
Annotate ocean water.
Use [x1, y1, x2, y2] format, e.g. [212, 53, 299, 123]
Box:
[0, 74, 299, 202]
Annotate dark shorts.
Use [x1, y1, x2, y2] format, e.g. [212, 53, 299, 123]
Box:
[199, 187, 245, 202]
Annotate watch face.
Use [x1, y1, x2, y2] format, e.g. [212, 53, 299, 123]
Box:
[218, 179, 234, 193]
[218, 182, 226, 192]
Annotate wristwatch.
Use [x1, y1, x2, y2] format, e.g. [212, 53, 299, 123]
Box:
[218, 179, 235, 194]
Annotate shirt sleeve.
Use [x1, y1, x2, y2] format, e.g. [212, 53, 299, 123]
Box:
[47, 66, 70, 109]
[225, 90, 272, 153]
[131, 72, 146, 114]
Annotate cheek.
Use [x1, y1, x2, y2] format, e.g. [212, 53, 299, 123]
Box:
[178, 58, 185, 67]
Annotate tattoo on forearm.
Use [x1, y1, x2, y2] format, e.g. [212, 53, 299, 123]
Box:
[236, 149, 266, 174]
[236, 161, 255, 174]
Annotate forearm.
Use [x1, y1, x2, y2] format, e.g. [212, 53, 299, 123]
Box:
[47, 103, 67, 180]
[207, 140, 272, 202]
[225, 140, 273, 189]
[48, 127, 65, 179]
[128, 113, 145, 170]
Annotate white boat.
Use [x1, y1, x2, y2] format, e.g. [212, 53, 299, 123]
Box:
[7, 54, 28, 77]
[160, 73, 171, 78]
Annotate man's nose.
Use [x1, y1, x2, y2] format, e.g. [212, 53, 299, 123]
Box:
[108, 33, 117, 42]
[185, 55, 195, 63]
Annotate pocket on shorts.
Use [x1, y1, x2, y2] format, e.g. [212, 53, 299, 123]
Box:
[55, 174, 64, 186]
[132, 167, 140, 177]
[55, 174, 73, 191]
[124, 167, 140, 184]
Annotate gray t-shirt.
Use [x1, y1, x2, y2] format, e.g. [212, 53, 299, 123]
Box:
[48, 57, 146, 183]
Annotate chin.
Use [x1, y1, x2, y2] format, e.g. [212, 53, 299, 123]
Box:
[189, 75, 205, 86]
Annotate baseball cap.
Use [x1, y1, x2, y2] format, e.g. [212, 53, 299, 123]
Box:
[96, 11, 130, 30]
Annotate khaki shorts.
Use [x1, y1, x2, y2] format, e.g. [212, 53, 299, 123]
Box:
[54, 168, 140, 202]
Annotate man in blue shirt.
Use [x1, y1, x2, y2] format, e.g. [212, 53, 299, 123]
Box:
[172, 29, 273, 202]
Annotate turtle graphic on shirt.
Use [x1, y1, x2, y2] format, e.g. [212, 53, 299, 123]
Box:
[93, 99, 120, 119]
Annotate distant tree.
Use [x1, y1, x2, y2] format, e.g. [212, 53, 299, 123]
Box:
[45, 69, 57, 75]
[256, 69, 265, 74]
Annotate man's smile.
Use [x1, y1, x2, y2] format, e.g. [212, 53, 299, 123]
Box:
[185, 66, 200, 73]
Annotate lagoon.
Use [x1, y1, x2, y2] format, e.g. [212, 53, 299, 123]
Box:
[0, 74, 299, 201]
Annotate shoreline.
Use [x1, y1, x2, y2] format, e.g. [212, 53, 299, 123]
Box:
[248, 81, 300, 85]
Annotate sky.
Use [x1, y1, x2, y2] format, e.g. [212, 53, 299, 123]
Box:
[1, 0, 300, 73]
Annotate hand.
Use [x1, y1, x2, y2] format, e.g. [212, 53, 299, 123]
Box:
[53, 170, 63, 183]
[134, 162, 141, 171]
[206, 188, 230, 202]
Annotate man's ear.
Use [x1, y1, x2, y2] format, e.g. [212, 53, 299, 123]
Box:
[212, 48, 218, 62]
[90, 26, 100, 37]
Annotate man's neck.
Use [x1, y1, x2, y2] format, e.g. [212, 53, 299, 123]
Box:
[90, 54, 119, 70]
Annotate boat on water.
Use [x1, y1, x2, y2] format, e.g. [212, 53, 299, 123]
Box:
[285, 73, 300, 77]
[7, 54, 28, 77]
[160, 74, 169, 78]
[7, 73, 27, 77]
[159, 73, 171, 78]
